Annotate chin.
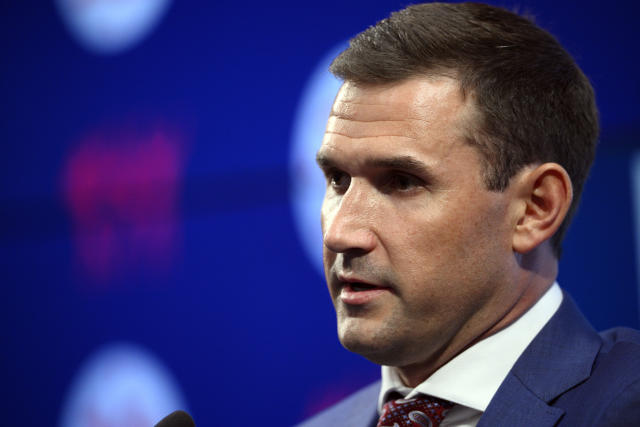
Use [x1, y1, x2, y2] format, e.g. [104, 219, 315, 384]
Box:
[337, 322, 403, 366]
[342, 340, 404, 366]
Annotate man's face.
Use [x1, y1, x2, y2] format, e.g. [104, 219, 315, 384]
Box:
[318, 77, 522, 374]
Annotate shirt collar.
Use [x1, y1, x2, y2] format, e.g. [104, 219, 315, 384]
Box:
[378, 283, 563, 412]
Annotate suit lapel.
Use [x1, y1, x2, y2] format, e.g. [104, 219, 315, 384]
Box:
[477, 373, 564, 426]
[479, 293, 602, 426]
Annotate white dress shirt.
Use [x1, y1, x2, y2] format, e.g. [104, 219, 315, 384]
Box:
[378, 283, 563, 426]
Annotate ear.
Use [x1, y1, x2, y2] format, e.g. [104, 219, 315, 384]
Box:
[512, 163, 573, 254]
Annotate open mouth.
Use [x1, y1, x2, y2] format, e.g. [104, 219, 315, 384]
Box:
[339, 280, 389, 305]
[348, 282, 378, 292]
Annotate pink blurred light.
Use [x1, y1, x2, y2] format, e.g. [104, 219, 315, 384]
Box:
[63, 122, 184, 286]
[301, 375, 377, 420]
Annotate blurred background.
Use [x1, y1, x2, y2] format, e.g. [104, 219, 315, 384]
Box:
[1, 1, 639, 426]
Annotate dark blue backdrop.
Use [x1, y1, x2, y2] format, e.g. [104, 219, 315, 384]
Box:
[2, 1, 639, 426]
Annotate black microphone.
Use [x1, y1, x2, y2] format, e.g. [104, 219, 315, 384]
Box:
[154, 410, 195, 427]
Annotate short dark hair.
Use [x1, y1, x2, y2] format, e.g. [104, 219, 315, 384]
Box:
[330, 2, 599, 257]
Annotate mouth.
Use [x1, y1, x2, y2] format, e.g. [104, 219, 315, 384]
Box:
[336, 276, 392, 305]
[347, 282, 379, 292]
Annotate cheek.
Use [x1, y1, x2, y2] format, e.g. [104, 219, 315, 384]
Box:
[386, 208, 489, 286]
[390, 210, 462, 257]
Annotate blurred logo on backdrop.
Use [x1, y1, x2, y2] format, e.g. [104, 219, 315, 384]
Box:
[55, 0, 173, 55]
[62, 121, 185, 285]
[289, 43, 346, 276]
[59, 343, 188, 427]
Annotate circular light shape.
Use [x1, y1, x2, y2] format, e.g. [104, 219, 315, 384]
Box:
[59, 342, 188, 427]
[289, 43, 346, 276]
[55, 0, 173, 55]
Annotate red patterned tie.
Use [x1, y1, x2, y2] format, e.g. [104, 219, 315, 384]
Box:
[377, 395, 454, 427]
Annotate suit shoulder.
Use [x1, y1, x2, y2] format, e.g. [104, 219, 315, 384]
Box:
[597, 326, 640, 368]
[585, 327, 640, 408]
[599, 376, 640, 426]
[599, 326, 640, 347]
[537, 326, 640, 425]
[296, 381, 380, 427]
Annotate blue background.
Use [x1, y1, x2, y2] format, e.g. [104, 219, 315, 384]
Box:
[2, 1, 639, 426]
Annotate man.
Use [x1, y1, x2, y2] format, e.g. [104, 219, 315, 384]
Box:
[299, 2, 640, 426]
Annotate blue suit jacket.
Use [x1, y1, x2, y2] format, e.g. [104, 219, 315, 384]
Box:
[298, 294, 640, 426]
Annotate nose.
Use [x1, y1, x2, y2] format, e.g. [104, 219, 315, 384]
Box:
[322, 182, 377, 254]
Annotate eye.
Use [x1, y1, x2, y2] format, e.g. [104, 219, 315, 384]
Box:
[326, 169, 351, 193]
[383, 172, 423, 193]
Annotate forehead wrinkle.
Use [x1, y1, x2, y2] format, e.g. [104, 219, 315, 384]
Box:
[325, 131, 418, 141]
[326, 115, 420, 140]
[332, 100, 431, 124]
[325, 77, 481, 169]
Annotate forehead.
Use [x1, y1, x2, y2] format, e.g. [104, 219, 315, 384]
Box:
[320, 76, 476, 163]
[333, 76, 466, 120]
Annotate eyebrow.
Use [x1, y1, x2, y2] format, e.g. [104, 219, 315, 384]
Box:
[315, 152, 335, 169]
[365, 156, 430, 174]
[316, 153, 436, 181]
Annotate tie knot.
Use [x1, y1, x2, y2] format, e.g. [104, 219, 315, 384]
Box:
[377, 395, 454, 427]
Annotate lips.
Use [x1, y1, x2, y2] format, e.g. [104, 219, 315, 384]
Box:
[336, 275, 392, 305]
